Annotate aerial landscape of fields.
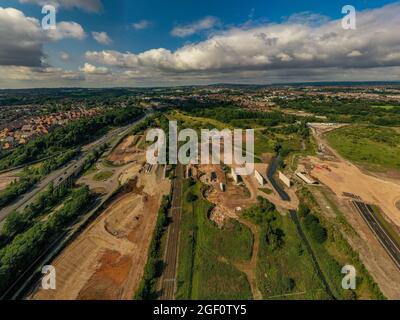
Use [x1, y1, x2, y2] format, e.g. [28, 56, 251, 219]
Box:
[0, 0, 400, 314]
[1, 84, 399, 302]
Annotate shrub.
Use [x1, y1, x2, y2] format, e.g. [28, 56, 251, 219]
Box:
[186, 192, 198, 203]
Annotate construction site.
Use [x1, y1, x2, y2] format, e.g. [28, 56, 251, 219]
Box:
[291, 123, 400, 298]
[31, 133, 170, 300]
[25, 121, 400, 300]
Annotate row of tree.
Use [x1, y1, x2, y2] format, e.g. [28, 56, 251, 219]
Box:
[135, 194, 172, 300]
[298, 203, 327, 244]
[178, 103, 298, 127]
[0, 185, 92, 294]
[274, 96, 400, 126]
[0, 149, 79, 210]
[0, 183, 70, 246]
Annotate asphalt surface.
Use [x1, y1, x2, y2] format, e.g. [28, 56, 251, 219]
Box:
[160, 163, 183, 300]
[0, 118, 143, 224]
[352, 201, 400, 270]
[0, 115, 149, 299]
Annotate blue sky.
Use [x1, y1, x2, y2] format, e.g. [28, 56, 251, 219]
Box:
[0, 0, 399, 87]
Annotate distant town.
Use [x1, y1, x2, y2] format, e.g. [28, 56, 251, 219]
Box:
[0, 108, 98, 150]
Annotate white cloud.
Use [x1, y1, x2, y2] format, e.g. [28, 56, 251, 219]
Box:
[92, 31, 112, 45]
[0, 7, 85, 68]
[132, 20, 152, 30]
[79, 62, 109, 74]
[48, 21, 86, 40]
[286, 11, 330, 26]
[171, 16, 219, 37]
[3, 3, 400, 88]
[347, 50, 363, 58]
[18, 0, 102, 13]
[0, 7, 44, 66]
[86, 4, 400, 75]
[59, 51, 70, 61]
[0, 66, 84, 84]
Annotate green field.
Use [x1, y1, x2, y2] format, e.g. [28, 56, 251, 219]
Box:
[370, 105, 399, 110]
[298, 187, 385, 300]
[83, 164, 98, 176]
[93, 170, 113, 181]
[243, 200, 330, 300]
[326, 125, 400, 171]
[176, 180, 253, 300]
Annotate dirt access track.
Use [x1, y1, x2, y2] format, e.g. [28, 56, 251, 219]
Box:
[32, 135, 170, 300]
[309, 157, 400, 227]
[33, 172, 170, 300]
[107, 135, 144, 166]
[307, 126, 400, 228]
[0, 169, 21, 192]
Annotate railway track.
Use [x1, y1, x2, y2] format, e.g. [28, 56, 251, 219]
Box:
[159, 164, 183, 300]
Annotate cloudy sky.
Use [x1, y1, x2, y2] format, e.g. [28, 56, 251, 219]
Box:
[0, 0, 399, 88]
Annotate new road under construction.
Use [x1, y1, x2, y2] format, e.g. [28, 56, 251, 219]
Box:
[352, 201, 400, 270]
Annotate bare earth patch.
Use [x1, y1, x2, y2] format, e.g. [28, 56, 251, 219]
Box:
[0, 169, 20, 192]
[32, 168, 170, 300]
[309, 156, 400, 227]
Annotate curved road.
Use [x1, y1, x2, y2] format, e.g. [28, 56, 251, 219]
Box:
[0, 116, 146, 225]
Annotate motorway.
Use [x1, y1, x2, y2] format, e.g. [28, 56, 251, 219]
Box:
[352, 201, 400, 270]
[160, 163, 183, 300]
[0, 115, 149, 299]
[0, 115, 146, 224]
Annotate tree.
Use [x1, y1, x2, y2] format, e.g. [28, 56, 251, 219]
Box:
[298, 203, 310, 217]
[186, 192, 198, 203]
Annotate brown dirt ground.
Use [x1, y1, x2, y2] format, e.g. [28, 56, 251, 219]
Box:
[0, 170, 20, 192]
[32, 162, 170, 300]
[235, 218, 262, 300]
[107, 135, 144, 165]
[300, 127, 400, 299]
[308, 156, 400, 227]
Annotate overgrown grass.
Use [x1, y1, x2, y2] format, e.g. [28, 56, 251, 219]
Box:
[260, 188, 273, 195]
[83, 164, 98, 176]
[370, 105, 398, 110]
[298, 187, 385, 300]
[93, 170, 113, 181]
[326, 124, 400, 172]
[176, 180, 253, 300]
[243, 199, 330, 300]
